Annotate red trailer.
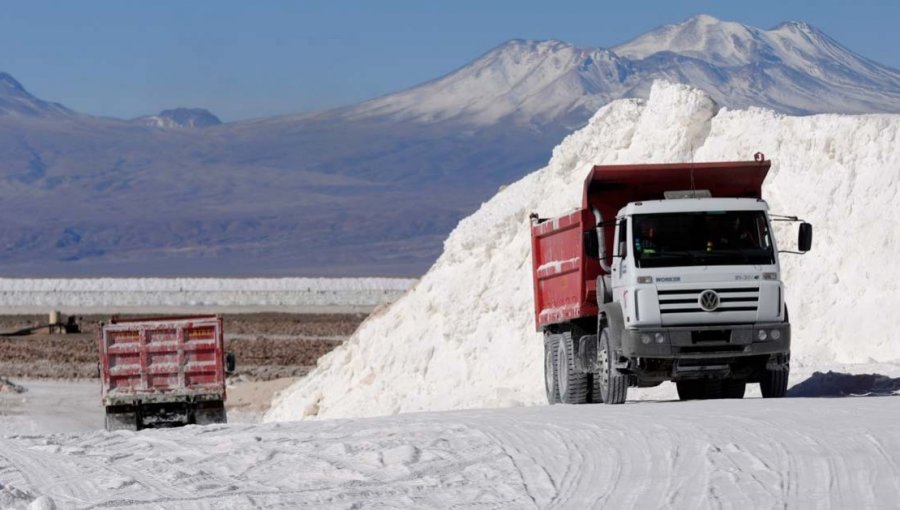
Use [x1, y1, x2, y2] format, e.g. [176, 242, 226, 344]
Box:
[99, 315, 234, 431]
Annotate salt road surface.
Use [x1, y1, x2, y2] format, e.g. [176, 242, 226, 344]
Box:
[1, 396, 899, 509]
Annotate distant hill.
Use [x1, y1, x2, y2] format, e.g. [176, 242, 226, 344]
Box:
[1, 14, 899, 276]
[134, 108, 222, 129]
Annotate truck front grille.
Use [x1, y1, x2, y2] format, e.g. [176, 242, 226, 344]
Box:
[658, 287, 759, 314]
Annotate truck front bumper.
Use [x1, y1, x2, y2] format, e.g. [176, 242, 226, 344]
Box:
[621, 322, 790, 359]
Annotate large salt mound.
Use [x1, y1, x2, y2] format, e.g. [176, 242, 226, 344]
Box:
[266, 81, 900, 422]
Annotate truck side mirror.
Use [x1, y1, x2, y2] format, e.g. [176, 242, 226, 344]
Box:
[798, 222, 813, 252]
[583, 230, 599, 259]
[225, 352, 236, 374]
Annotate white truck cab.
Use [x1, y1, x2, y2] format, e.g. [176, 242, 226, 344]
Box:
[604, 197, 793, 399]
[612, 197, 784, 327]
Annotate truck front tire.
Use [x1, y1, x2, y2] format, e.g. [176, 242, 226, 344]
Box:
[544, 333, 560, 405]
[760, 367, 789, 398]
[596, 329, 628, 404]
[557, 332, 589, 404]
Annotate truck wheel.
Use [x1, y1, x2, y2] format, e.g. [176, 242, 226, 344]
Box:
[704, 379, 747, 399]
[589, 373, 604, 403]
[557, 332, 589, 404]
[596, 329, 627, 404]
[676, 380, 704, 401]
[760, 367, 789, 398]
[105, 406, 138, 432]
[194, 401, 227, 425]
[722, 380, 746, 399]
[544, 333, 560, 405]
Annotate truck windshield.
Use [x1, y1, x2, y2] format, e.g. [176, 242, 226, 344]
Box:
[633, 211, 775, 268]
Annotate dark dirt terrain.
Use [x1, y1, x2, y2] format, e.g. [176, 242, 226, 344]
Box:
[0, 313, 366, 380]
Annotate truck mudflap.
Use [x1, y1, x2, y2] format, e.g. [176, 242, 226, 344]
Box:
[620, 322, 790, 359]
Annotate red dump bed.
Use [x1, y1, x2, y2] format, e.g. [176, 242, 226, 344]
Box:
[99, 315, 226, 403]
[531, 159, 770, 330]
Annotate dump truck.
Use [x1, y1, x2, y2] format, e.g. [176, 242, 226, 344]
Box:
[530, 155, 812, 404]
[98, 315, 235, 430]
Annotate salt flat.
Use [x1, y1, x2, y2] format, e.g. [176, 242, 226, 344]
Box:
[1, 395, 898, 509]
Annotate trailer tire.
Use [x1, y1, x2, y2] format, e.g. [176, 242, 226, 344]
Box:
[597, 329, 627, 404]
[194, 401, 227, 425]
[543, 332, 560, 405]
[557, 332, 589, 404]
[760, 367, 789, 398]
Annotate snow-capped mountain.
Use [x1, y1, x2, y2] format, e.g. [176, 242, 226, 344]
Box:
[135, 108, 222, 129]
[346, 14, 900, 125]
[1, 14, 899, 277]
[343, 40, 623, 127]
[0, 72, 72, 117]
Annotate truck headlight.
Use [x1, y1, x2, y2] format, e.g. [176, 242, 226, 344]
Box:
[770, 329, 781, 340]
[641, 334, 651, 345]
[757, 330, 768, 341]
[763, 272, 777, 280]
[655, 332, 665, 344]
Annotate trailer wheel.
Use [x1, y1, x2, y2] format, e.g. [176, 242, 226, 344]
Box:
[596, 329, 627, 404]
[105, 406, 138, 432]
[760, 367, 789, 398]
[544, 333, 560, 405]
[556, 332, 589, 404]
[194, 401, 227, 425]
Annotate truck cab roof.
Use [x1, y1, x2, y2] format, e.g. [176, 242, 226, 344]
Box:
[619, 197, 769, 217]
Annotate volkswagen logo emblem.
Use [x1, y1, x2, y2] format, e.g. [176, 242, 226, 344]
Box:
[698, 290, 720, 311]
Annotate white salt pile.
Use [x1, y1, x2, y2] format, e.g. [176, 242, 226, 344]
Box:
[266, 81, 900, 422]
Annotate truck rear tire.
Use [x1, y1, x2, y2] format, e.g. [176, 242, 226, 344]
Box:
[760, 367, 789, 398]
[544, 333, 560, 405]
[596, 329, 627, 404]
[722, 380, 746, 399]
[557, 332, 589, 404]
[676, 380, 704, 401]
[194, 401, 227, 425]
[705, 379, 747, 399]
[677, 379, 746, 400]
[589, 373, 604, 403]
[105, 406, 138, 432]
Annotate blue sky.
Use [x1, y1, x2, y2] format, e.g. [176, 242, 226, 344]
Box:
[3, 0, 898, 121]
